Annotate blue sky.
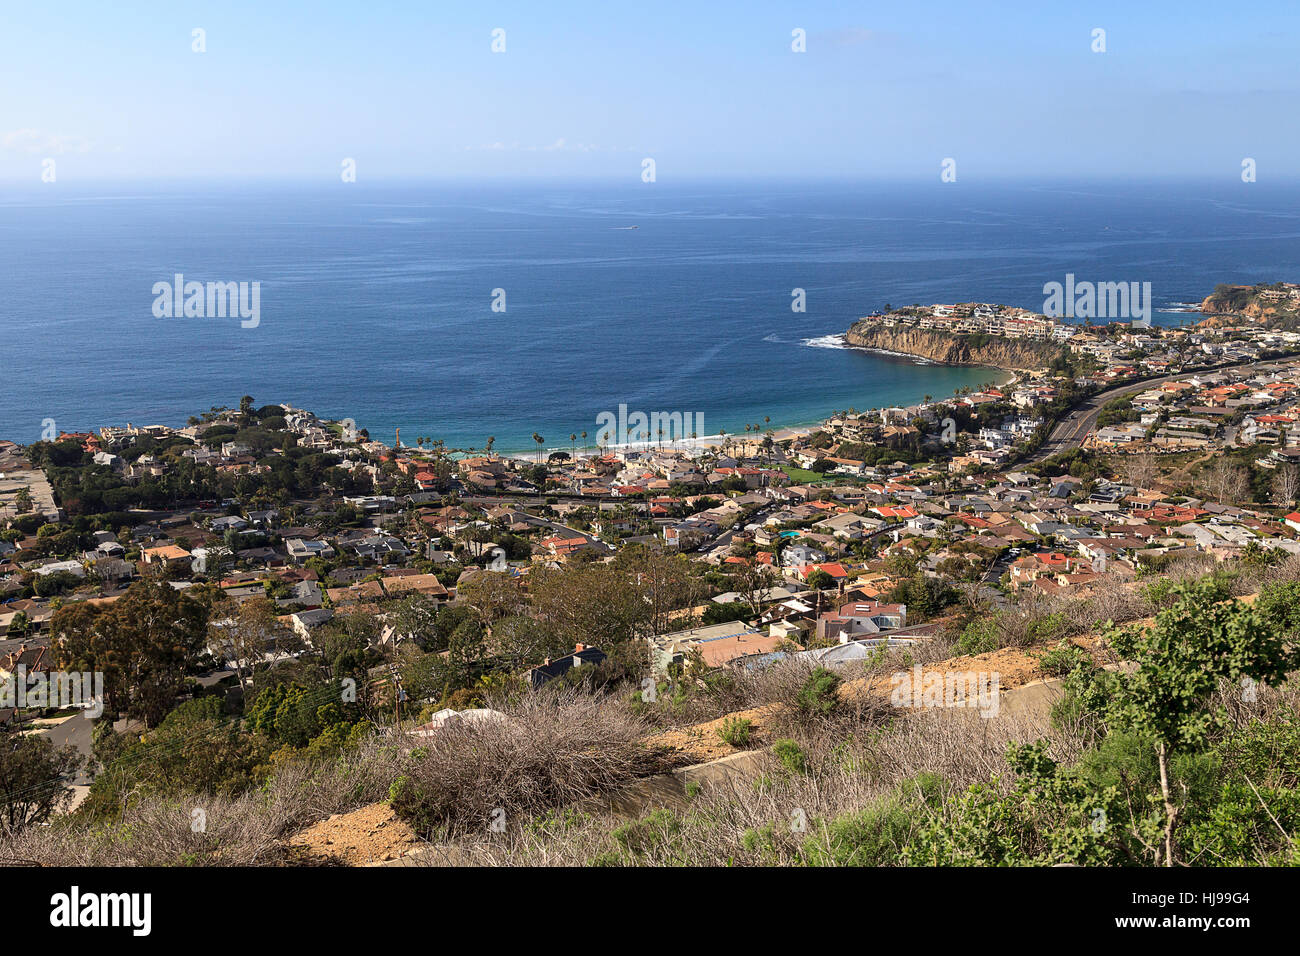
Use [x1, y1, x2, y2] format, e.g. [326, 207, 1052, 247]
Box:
[2, 0, 1298, 181]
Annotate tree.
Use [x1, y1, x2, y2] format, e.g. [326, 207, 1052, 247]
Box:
[441, 619, 488, 693]
[1103, 581, 1299, 866]
[1121, 451, 1158, 492]
[1205, 459, 1248, 506]
[531, 562, 646, 651]
[489, 614, 569, 667]
[81, 697, 269, 819]
[952, 579, 989, 617]
[211, 596, 291, 692]
[806, 569, 835, 591]
[51, 579, 209, 726]
[393, 602, 476, 655]
[732, 561, 777, 615]
[615, 546, 701, 637]
[0, 730, 84, 832]
[1272, 463, 1299, 508]
[456, 572, 527, 624]
[385, 593, 443, 649]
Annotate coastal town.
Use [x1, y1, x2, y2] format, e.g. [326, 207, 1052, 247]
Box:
[5, 284, 1300, 866]
[12, 0, 1300, 923]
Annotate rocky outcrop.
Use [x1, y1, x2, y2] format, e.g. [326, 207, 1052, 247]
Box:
[1198, 293, 1269, 322]
[844, 321, 1061, 371]
[1198, 284, 1300, 326]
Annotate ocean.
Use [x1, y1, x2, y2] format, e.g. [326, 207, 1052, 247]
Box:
[3, 179, 1299, 453]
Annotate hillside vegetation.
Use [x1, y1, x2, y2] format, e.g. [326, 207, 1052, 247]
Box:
[5, 552, 1300, 867]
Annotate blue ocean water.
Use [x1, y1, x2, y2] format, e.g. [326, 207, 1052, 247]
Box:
[3, 179, 1299, 453]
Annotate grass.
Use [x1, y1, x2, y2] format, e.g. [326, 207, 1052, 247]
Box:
[779, 464, 854, 485]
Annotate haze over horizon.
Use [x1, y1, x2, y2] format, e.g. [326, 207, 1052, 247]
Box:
[3, 0, 1300, 183]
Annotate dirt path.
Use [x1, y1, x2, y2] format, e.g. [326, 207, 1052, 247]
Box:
[644, 635, 1111, 763]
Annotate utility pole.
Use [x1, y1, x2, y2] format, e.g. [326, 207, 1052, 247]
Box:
[388, 665, 406, 734]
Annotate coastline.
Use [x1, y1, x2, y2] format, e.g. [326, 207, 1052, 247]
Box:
[2, 344, 1008, 461]
[492, 349, 1011, 459]
[486, 335, 1012, 459]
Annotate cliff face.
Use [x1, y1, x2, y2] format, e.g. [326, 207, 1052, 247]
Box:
[1198, 294, 1268, 321]
[844, 321, 1060, 371]
[1198, 286, 1300, 326]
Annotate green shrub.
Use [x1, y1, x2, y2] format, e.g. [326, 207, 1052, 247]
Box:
[773, 739, 807, 776]
[612, 808, 681, 856]
[802, 798, 914, 866]
[1026, 611, 1069, 645]
[718, 716, 753, 747]
[387, 774, 435, 833]
[1256, 581, 1300, 636]
[804, 772, 951, 865]
[1038, 641, 1089, 677]
[1049, 658, 1117, 737]
[957, 617, 999, 656]
[796, 667, 841, 716]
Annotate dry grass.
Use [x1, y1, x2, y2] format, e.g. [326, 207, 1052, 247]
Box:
[387, 688, 677, 840]
[427, 705, 1060, 867]
[0, 734, 406, 866]
[410, 678, 1300, 868]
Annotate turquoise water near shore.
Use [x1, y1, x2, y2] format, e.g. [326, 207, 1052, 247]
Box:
[3, 180, 1299, 453]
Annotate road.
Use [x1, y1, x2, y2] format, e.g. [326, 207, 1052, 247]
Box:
[699, 504, 777, 559]
[1029, 358, 1282, 463]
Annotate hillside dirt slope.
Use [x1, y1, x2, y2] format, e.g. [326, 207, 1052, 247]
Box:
[287, 802, 419, 865]
[283, 596, 1233, 863]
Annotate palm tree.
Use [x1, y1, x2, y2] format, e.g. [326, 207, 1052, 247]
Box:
[532, 432, 544, 463]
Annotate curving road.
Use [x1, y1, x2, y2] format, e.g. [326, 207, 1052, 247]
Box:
[1029, 358, 1283, 463]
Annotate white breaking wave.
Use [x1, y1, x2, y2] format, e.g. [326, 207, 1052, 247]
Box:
[801, 333, 849, 349]
[801, 334, 934, 363]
